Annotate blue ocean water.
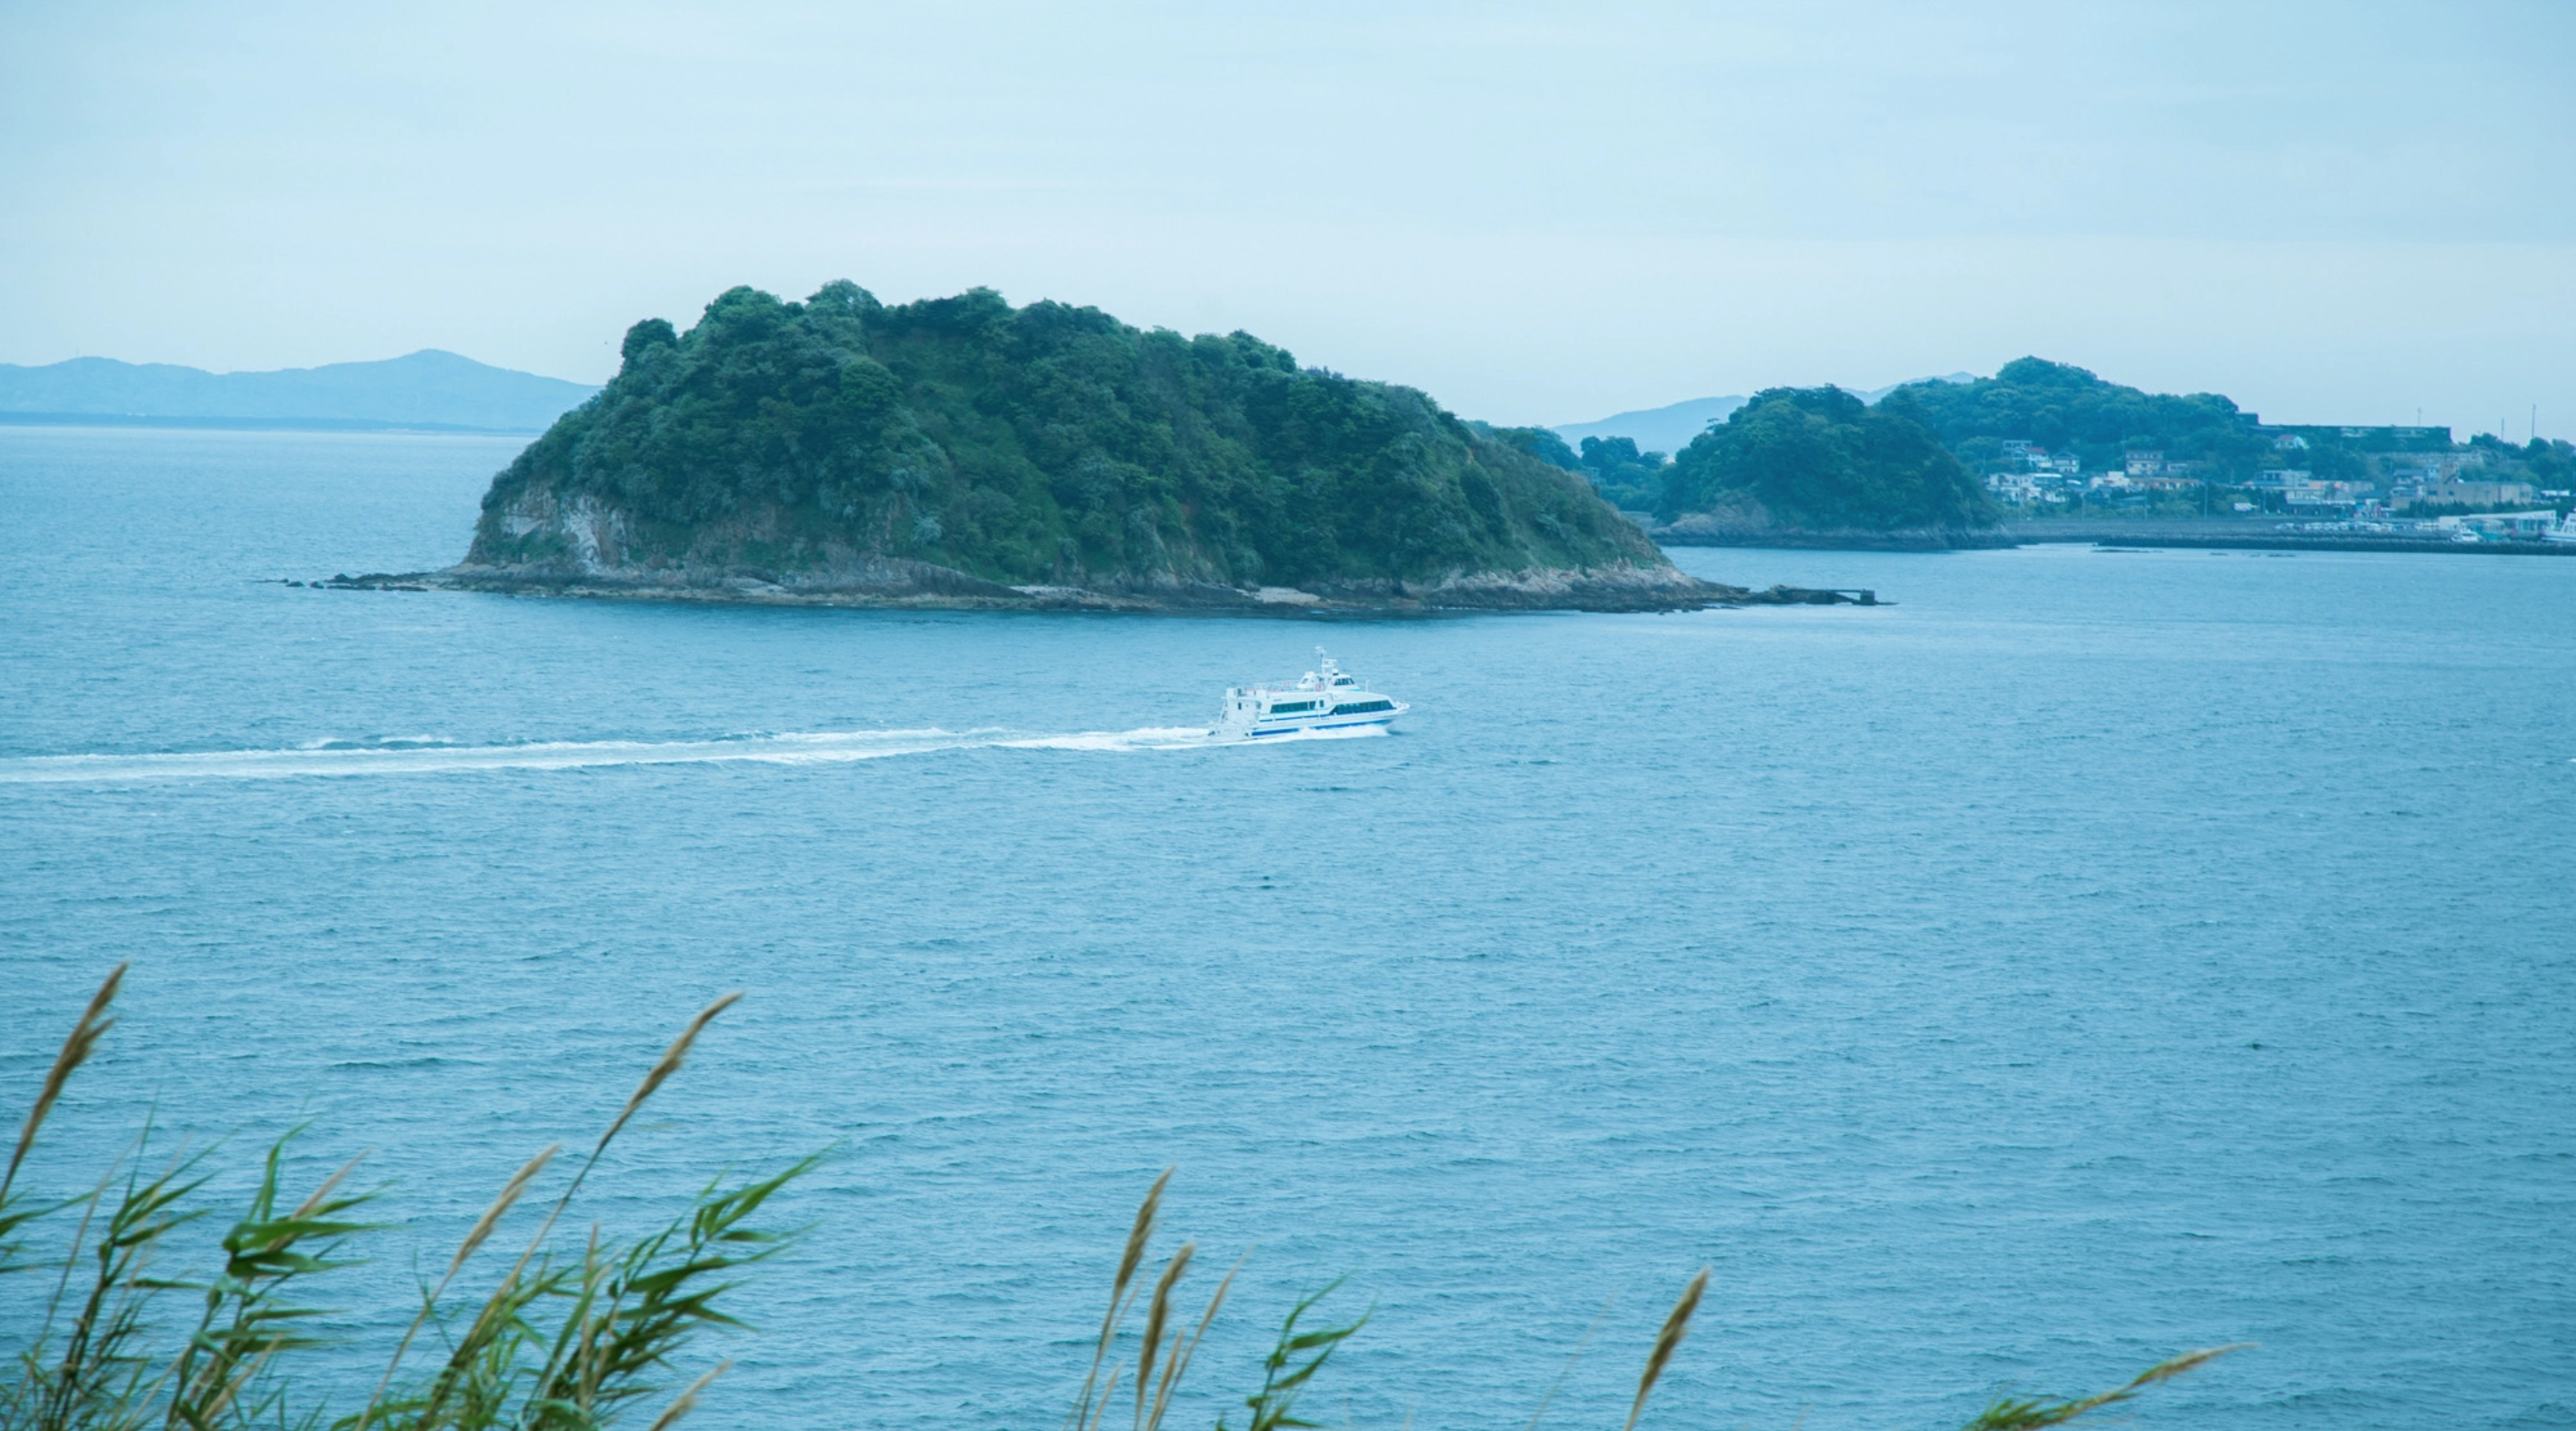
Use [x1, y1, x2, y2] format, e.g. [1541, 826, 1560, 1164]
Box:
[3, 425, 2571, 1430]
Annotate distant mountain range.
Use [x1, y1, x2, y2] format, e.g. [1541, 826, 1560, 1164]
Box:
[1551, 374, 1979, 456]
[0, 351, 598, 432]
[0, 350, 1983, 446]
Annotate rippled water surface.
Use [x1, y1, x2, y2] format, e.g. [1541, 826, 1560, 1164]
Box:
[4, 427, 2572, 1430]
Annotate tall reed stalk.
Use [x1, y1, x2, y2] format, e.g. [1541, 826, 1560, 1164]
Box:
[6, 970, 2243, 1431]
[1061, 1175, 2237, 1431]
[1, 971, 813, 1431]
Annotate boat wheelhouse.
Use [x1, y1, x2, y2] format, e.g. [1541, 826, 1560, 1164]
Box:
[1214, 651, 1409, 740]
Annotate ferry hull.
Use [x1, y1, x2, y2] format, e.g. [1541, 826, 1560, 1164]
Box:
[1237, 714, 1400, 739]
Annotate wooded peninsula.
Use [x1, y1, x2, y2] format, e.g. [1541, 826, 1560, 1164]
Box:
[1501, 359, 2575, 549]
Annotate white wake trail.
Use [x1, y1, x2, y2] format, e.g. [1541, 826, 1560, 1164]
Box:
[0, 721, 1378, 785]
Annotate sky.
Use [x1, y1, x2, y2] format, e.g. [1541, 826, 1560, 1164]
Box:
[4, 0, 2572, 436]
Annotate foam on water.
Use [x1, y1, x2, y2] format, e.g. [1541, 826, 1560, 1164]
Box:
[0, 728, 1181, 782]
[0, 723, 1390, 783]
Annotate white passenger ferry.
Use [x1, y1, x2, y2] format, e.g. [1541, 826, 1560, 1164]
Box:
[1214, 651, 1409, 741]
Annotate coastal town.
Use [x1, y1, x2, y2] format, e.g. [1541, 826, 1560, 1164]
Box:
[1979, 424, 2576, 544]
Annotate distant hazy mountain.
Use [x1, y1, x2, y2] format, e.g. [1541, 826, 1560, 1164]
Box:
[1551, 373, 1979, 455]
[1552, 396, 1749, 457]
[0, 350, 598, 432]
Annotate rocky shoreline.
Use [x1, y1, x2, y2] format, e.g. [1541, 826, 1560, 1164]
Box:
[318, 561, 1880, 614]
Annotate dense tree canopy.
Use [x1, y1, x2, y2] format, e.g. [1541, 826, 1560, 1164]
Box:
[470, 284, 1660, 587]
[1657, 386, 1996, 531]
[1886, 358, 2265, 476]
[1574, 436, 1668, 510]
[1482, 425, 1581, 471]
[2470, 433, 2576, 491]
[1474, 428, 1665, 509]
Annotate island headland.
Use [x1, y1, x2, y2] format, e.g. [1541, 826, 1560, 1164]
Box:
[1488, 384, 2008, 549]
[367, 283, 1867, 614]
[1526, 358, 2574, 552]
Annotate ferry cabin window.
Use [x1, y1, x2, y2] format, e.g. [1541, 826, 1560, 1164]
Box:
[1330, 700, 1392, 715]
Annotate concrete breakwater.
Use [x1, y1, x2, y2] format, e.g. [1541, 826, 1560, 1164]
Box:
[2007, 518, 2576, 556]
[1644, 513, 2573, 555]
[1648, 520, 2012, 551]
[2087, 534, 2574, 555]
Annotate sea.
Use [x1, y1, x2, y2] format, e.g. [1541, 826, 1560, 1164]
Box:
[3, 425, 2571, 1430]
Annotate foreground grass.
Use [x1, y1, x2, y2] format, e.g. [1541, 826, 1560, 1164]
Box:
[3, 968, 2237, 1430]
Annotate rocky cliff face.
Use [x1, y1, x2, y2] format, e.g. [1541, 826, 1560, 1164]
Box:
[453, 282, 1701, 611]
[455, 471, 1716, 611]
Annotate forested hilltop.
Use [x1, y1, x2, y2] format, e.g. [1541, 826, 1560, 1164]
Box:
[1490, 387, 2002, 547]
[458, 283, 1697, 610]
[1657, 387, 1997, 538]
[1884, 358, 2264, 476]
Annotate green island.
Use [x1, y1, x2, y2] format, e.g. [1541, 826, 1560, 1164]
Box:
[419, 284, 1791, 613]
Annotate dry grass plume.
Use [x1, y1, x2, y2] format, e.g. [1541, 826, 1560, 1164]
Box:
[1622, 1266, 1708, 1431]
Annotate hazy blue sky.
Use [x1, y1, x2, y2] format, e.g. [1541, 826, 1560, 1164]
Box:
[4, 0, 2571, 434]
